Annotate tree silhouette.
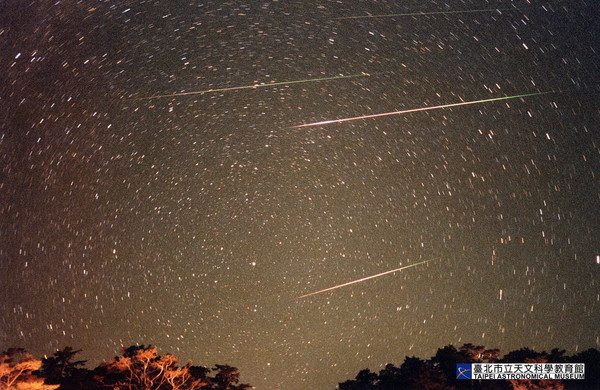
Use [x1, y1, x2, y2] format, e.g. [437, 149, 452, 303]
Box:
[338, 344, 600, 390]
[211, 364, 252, 390]
[567, 349, 600, 390]
[458, 344, 500, 364]
[1, 345, 253, 390]
[40, 347, 86, 385]
[432, 345, 470, 388]
[339, 368, 378, 390]
[501, 348, 543, 364]
[546, 349, 566, 364]
[377, 363, 402, 389]
[0, 348, 58, 390]
[2, 342, 598, 390]
[99, 345, 208, 390]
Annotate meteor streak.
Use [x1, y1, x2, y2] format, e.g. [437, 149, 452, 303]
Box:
[291, 91, 554, 128]
[297, 259, 431, 299]
[334, 8, 512, 20]
[129, 73, 374, 101]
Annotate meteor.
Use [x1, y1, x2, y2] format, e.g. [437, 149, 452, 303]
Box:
[334, 8, 512, 20]
[129, 73, 374, 101]
[291, 91, 554, 128]
[297, 259, 431, 299]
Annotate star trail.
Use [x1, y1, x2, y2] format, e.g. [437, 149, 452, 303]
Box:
[1, 1, 598, 389]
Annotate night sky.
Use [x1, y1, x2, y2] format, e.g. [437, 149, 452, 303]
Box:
[1, 1, 599, 389]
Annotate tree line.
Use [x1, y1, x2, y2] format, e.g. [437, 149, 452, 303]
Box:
[2, 342, 598, 389]
[0, 345, 251, 390]
[338, 343, 600, 390]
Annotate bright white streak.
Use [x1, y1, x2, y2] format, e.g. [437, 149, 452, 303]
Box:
[291, 91, 554, 128]
[297, 260, 431, 299]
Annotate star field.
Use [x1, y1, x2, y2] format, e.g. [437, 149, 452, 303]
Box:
[1, 1, 599, 389]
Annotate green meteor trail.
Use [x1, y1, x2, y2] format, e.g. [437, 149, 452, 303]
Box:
[129, 73, 374, 101]
[291, 91, 555, 128]
[297, 260, 432, 299]
[334, 8, 513, 20]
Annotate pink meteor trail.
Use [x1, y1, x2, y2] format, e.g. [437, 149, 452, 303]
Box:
[291, 91, 553, 128]
[297, 260, 431, 299]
